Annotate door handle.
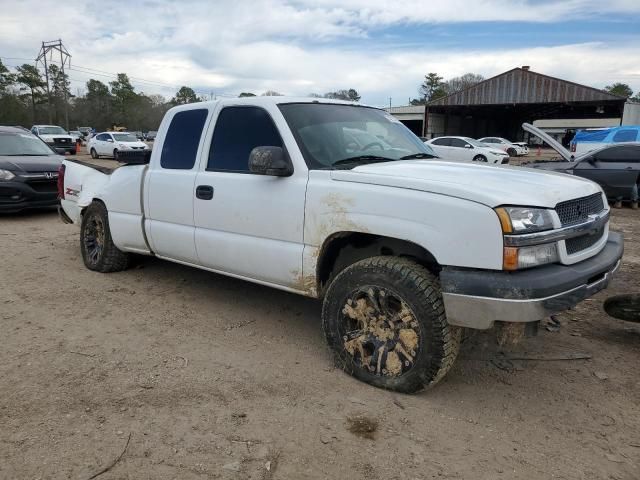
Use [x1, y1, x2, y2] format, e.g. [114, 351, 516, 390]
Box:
[196, 185, 214, 200]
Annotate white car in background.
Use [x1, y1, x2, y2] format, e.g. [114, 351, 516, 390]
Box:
[425, 136, 510, 164]
[88, 132, 149, 159]
[478, 137, 528, 156]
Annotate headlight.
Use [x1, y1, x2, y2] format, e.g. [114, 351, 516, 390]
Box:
[44, 138, 55, 144]
[0, 169, 16, 180]
[503, 243, 559, 270]
[495, 207, 554, 234]
[496, 207, 558, 270]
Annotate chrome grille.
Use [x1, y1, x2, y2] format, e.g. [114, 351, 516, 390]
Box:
[555, 193, 604, 226]
[565, 226, 605, 255]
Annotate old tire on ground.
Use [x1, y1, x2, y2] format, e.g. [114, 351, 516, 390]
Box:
[472, 154, 487, 162]
[322, 256, 461, 393]
[90, 148, 99, 159]
[80, 201, 130, 272]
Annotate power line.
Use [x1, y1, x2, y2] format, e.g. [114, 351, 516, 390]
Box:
[2, 55, 238, 97]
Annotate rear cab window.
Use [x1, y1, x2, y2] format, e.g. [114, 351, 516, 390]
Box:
[160, 109, 209, 169]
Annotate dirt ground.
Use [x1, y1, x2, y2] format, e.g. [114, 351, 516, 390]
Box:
[1, 205, 639, 479]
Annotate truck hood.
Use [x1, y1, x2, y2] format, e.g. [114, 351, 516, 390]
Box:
[330, 160, 601, 208]
[0, 155, 63, 172]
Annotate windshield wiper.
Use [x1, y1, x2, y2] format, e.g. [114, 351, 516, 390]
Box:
[331, 155, 397, 168]
[400, 153, 437, 160]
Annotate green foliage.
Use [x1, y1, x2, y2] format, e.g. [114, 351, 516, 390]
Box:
[604, 82, 633, 98]
[323, 88, 361, 101]
[0, 59, 16, 95]
[419, 73, 444, 102]
[418, 72, 484, 103]
[172, 86, 200, 104]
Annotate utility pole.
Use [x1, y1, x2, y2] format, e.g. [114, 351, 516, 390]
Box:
[389, 97, 392, 110]
[36, 39, 71, 130]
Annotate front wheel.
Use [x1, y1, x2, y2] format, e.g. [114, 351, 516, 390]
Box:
[472, 155, 487, 162]
[507, 148, 517, 157]
[90, 148, 99, 159]
[113, 148, 119, 160]
[322, 256, 461, 393]
[80, 201, 130, 272]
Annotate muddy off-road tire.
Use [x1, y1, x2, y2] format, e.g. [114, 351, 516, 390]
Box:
[322, 256, 461, 393]
[80, 201, 130, 272]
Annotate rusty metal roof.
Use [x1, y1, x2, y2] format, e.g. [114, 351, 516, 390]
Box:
[428, 67, 625, 107]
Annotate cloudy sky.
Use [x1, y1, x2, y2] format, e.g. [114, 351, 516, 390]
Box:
[1, 0, 639, 106]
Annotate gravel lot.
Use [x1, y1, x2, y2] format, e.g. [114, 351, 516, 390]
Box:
[1, 201, 639, 479]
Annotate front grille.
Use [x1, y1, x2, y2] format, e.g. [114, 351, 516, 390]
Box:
[28, 180, 57, 193]
[54, 137, 71, 146]
[565, 226, 605, 255]
[555, 193, 604, 226]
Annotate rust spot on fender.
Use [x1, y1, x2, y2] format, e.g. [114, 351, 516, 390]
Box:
[311, 193, 369, 247]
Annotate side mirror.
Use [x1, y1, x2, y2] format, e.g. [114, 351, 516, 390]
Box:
[464, 144, 472, 148]
[248, 146, 293, 177]
[107, 138, 114, 143]
[587, 156, 597, 166]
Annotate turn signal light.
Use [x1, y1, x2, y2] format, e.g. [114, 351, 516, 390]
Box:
[503, 247, 518, 270]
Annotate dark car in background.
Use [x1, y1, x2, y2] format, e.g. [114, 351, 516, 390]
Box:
[0, 126, 63, 213]
[145, 130, 157, 141]
[523, 123, 639, 207]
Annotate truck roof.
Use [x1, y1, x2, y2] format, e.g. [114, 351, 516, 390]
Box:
[167, 96, 366, 114]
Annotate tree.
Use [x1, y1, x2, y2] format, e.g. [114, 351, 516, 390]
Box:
[238, 92, 256, 97]
[261, 90, 283, 96]
[0, 59, 15, 95]
[47, 64, 72, 125]
[15, 64, 45, 123]
[419, 73, 444, 102]
[172, 86, 200, 104]
[443, 73, 484, 95]
[323, 88, 361, 101]
[604, 82, 633, 98]
[109, 73, 137, 126]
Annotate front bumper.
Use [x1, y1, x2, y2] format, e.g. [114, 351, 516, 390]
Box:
[0, 180, 59, 212]
[440, 231, 623, 329]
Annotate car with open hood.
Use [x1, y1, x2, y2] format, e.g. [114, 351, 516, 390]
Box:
[524, 123, 639, 204]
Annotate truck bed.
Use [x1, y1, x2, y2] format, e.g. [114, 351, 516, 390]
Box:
[66, 157, 119, 175]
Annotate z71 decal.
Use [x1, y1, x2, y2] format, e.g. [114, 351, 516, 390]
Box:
[65, 187, 80, 197]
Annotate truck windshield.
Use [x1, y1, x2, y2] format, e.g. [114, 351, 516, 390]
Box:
[38, 126, 67, 135]
[279, 103, 435, 169]
[0, 133, 56, 156]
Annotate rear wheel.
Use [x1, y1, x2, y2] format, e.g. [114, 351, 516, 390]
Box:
[90, 148, 99, 159]
[473, 155, 487, 162]
[80, 201, 130, 272]
[322, 256, 461, 393]
[113, 148, 119, 160]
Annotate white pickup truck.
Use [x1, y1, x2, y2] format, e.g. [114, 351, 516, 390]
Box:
[58, 97, 623, 393]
